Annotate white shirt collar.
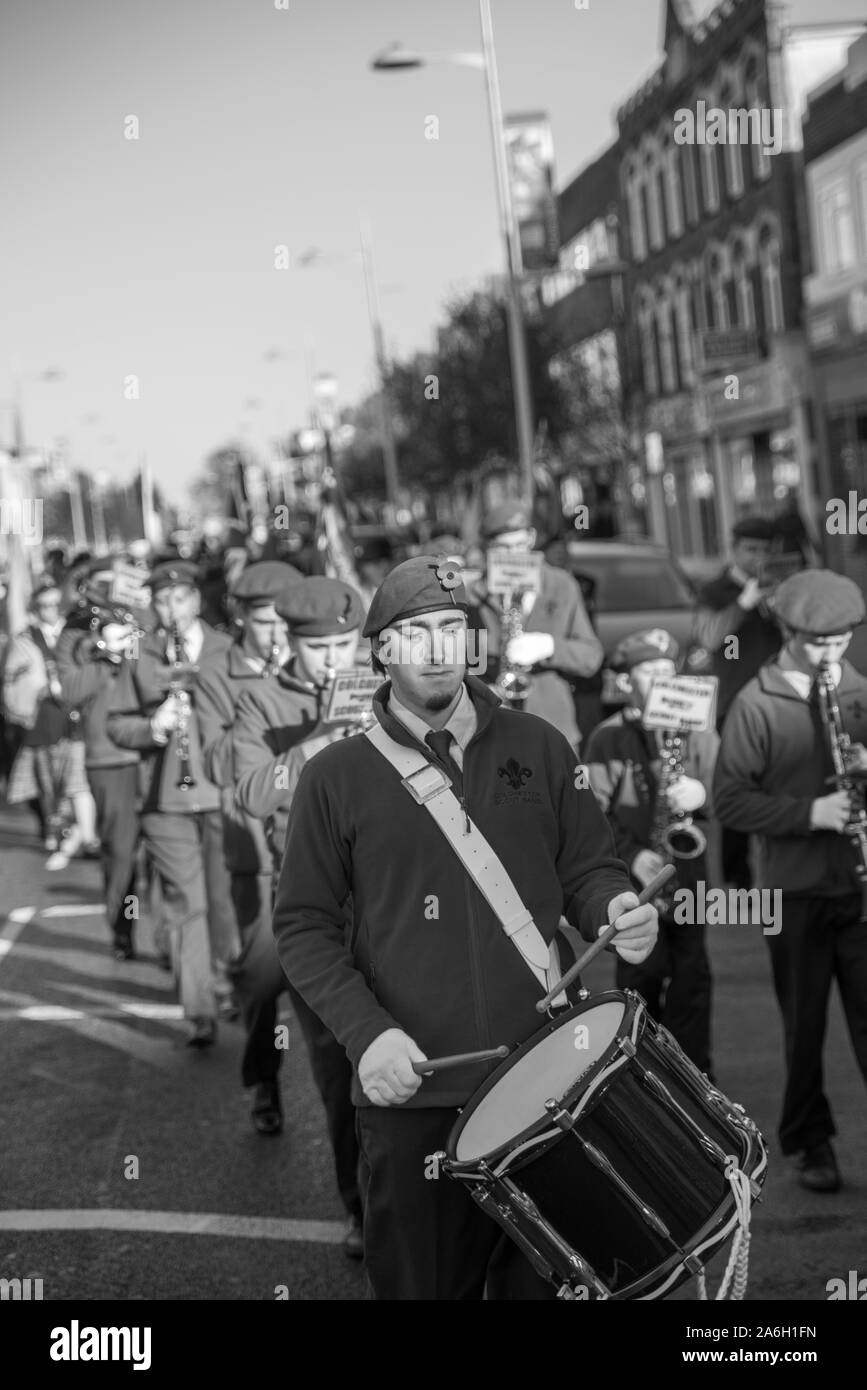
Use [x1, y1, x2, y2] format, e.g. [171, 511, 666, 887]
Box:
[172, 619, 204, 664]
[387, 682, 477, 752]
[778, 660, 842, 699]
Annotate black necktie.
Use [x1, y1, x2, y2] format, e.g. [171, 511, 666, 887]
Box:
[425, 729, 464, 799]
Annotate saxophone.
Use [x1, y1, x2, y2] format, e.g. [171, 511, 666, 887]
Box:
[648, 728, 706, 913]
[493, 589, 532, 710]
[815, 663, 867, 918]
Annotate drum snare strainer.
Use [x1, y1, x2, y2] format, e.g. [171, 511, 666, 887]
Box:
[441, 990, 768, 1301]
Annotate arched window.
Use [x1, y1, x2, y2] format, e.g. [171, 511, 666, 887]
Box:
[681, 142, 700, 225]
[719, 82, 744, 199]
[636, 294, 660, 398]
[700, 143, 721, 213]
[656, 290, 678, 394]
[662, 134, 684, 238]
[759, 224, 784, 333]
[645, 148, 665, 250]
[745, 56, 771, 181]
[626, 158, 647, 261]
[707, 250, 730, 329]
[673, 274, 695, 385]
[731, 238, 755, 328]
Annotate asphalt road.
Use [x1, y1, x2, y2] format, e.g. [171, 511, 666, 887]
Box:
[0, 802, 865, 1303]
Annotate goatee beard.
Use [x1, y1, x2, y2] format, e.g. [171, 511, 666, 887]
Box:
[425, 690, 458, 712]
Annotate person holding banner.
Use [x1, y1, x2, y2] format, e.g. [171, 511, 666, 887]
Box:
[232, 576, 366, 1258]
[583, 629, 718, 1075]
[466, 501, 602, 750]
[271, 555, 656, 1299]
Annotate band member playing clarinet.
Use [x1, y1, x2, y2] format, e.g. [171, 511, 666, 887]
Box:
[714, 570, 867, 1193]
[107, 561, 236, 1046]
[272, 555, 657, 1300]
[583, 630, 718, 1076]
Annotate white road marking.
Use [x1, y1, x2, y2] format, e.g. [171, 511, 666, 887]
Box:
[0, 985, 174, 1068]
[0, 1209, 347, 1245]
[0, 906, 36, 966]
[39, 904, 106, 918]
[0, 1002, 184, 1022]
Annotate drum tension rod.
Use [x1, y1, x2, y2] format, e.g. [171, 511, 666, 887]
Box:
[544, 1098, 575, 1133]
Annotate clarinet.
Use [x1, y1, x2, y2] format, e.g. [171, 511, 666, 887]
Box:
[169, 620, 196, 792]
[816, 663, 867, 919]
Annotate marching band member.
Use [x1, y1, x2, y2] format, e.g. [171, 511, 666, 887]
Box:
[195, 560, 300, 996]
[466, 501, 602, 749]
[3, 580, 98, 864]
[272, 555, 657, 1300]
[107, 561, 237, 1046]
[583, 629, 718, 1074]
[693, 516, 782, 891]
[714, 570, 867, 1194]
[54, 566, 143, 959]
[233, 576, 366, 1258]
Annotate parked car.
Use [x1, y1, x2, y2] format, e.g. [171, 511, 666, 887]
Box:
[563, 540, 709, 703]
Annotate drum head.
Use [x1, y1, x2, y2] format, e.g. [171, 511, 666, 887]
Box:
[454, 999, 626, 1162]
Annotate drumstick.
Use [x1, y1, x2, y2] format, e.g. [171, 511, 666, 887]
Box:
[411, 1045, 510, 1076]
[535, 864, 676, 1013]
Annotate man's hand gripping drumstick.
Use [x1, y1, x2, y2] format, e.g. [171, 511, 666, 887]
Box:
[536, 864, 673, 1013]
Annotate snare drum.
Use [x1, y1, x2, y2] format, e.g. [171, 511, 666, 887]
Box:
[443, 990, 767, 1300]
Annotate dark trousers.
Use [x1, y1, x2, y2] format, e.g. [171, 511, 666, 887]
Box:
[231, 876, 361, 1218]
[88, 764, 138, 949]
[722, 825, 752, 890]
[767, 894, 867, 1154]
[356, 1106, 558, 1300]
[616, 916, 713, 1075]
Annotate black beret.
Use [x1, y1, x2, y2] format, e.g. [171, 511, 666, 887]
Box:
[610, 628, 679, 672]
[362, 554, 468, 638]
[732, 516, 775, 542]
[230, 560, 303, 604]
[148, 560, 200, 593]
[277, 576, 365, 635]
[773, 569, 865, 635]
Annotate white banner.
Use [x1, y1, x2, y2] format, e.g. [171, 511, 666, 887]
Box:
[643, 675, 718, 732]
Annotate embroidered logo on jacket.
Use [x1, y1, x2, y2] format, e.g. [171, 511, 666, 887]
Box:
[495, 758, 541, 806]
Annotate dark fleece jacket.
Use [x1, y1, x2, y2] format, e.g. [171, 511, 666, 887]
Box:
[272, 676, 632, 1107]
[713, 658, 867, 897]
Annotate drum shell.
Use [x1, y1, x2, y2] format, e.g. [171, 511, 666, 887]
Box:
[446, 992, 765, 1300]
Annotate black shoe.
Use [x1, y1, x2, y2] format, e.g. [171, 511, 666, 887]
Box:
[792, 1140, 841, 1193]
[251, 1082, 283, 1135]
[342, 1213, 364, 1261]
[187, 1017, 217, 1048]
[112, 942, 135, 961]
[157, 951, 172, 972]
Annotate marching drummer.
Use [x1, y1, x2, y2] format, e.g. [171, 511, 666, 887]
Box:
[272, 554, 658, 1300]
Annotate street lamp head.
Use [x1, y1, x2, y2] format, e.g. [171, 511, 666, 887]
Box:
[371, 43, 424, 71]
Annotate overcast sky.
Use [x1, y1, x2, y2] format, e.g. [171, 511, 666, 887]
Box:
[1, 0, 860, 506]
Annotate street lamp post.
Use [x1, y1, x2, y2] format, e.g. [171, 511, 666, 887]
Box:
[371, 0, 537, 505]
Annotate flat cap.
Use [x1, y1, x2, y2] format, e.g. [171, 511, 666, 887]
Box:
[362, 554, 468, 638]
[230, 560, 303, 604]
[149, 560, 200, 593]
[773, 569, 865, 635]
[480, 500, 532, 541]
[277, 576, 365, 635]
[732, 515, 775, 542]
[611, 627, 679, 672]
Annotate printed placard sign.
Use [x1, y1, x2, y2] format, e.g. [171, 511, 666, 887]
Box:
[323, 671, 381, 724]
[110, 565, 151, 614]
[643, 676, 718, 732]
[486, 549, 543, 597]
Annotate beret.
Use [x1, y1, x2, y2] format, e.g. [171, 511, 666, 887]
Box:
[230, 560, 303, 604]
[772, 569, 865, 635]
[732, 516, 775, 542]
[277, 576, 365, 635]
[480, 501, 532, 541]
[362, 555, 468, 639]
[610, 627, 679, 672]
[149, 560, 200, 593]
